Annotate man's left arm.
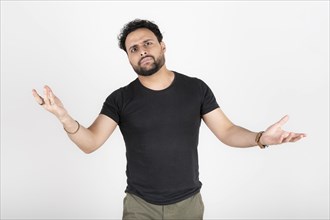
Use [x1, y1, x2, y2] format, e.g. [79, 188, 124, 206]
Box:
[202, 108, 306, 148]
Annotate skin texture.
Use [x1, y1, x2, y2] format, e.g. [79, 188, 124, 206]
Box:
[32, 28, 306, 153]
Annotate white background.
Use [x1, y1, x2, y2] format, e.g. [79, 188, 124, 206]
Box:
[1, 1, 329, 219]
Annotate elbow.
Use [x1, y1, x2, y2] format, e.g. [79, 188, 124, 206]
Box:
[82, 148, 95, 154]
[73, 132, 104, 154]
[79, 144, 100, 154]
[219, 139, 237, 148]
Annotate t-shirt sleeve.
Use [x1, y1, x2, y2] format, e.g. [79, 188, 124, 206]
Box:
[100, 89, 122, 124]
[199, 80, 220, 116]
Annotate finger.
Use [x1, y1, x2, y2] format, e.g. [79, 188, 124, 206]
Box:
[290, 134, 307, 142]
[32, 89, 41, 99]
[283, 132, 306, 142]
[32, 89, 45, 105]
[276, 115, 289, 127]
[44, 85, 56, 105]
[280, 131, 290, 143]
[283, 132, 295, 143]
[43, 86, 51, 105]
[288, 135, 302, 142]
[44, 85, 53, 94]
[49, 90, 55, 105]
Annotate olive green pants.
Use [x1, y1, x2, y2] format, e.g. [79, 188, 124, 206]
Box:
[123, 192, 204, 220]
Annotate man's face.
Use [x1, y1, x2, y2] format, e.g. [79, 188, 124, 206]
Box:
[125, 28, 166, 76]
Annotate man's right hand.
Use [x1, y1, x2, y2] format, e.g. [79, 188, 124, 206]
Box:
[32, 85, 69, 122]
[32, 85, 118, 154]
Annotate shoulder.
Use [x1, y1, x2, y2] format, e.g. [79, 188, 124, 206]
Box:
[175, 71, 202, 83]
[174, 71, 210, 90]
[105, 79, 138, 102]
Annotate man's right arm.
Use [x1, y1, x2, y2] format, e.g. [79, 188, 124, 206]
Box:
[32, 85, 117, 154]
[61, 114, 117, 154]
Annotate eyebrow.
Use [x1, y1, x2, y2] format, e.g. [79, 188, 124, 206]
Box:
[128, 39, 154, 51]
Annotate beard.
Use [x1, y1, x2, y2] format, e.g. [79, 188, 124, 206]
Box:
[132, 54, 165, 76]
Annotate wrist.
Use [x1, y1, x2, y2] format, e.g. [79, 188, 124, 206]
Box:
[255, 131, 269, 149]
[59, 113, 72, 124]
[63, 120, 80, 135]
[60, 116, 80, 135]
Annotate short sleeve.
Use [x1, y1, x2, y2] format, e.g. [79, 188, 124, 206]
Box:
[100, 89, 122, 124]
[199, 80, 219, 116]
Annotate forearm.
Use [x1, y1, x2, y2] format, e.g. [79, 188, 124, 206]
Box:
[203, 108, 306, 149]
[33, 86, 114, 153]
[222, 125, 258, 148]
[60, 115, 98, 154]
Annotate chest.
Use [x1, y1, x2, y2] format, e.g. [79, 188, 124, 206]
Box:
[120, 89, 202, 132]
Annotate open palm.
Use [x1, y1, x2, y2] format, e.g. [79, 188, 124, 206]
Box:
[261, 115, 306, 145]
[32, 85, 68, 121]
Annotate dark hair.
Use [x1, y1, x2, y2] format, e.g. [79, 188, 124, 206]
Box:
[118, 19, 163, 52]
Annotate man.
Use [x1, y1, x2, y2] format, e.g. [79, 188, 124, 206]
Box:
[32, 19, 306, 220]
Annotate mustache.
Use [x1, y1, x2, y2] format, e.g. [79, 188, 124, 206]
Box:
[139, 55, 155, 65]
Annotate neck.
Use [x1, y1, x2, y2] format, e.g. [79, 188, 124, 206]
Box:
[138, 65, 174, 91]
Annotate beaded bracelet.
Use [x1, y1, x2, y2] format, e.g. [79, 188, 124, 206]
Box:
[255, 131, 269, 149]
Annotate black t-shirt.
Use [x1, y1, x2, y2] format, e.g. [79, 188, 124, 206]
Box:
[100, 71, 219, 205]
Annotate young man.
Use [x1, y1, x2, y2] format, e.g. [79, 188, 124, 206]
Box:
[32, 19, 306, 220]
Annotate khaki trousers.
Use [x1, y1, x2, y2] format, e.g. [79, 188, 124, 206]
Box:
[123, 192, 204, 220]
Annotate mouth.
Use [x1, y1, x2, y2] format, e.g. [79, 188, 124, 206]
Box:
[139, 56, 154, 65]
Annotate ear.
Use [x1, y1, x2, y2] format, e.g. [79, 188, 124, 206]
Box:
[161, 42, 166, 52]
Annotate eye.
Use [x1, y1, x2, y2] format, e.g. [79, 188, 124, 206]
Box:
[145, 41, 153, 46]
[130, 47, 137, 53]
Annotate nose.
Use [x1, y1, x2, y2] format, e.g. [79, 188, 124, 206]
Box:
[140, 50, 147, 57]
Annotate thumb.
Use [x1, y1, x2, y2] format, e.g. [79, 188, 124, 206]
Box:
[276, 115, 289, 127]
